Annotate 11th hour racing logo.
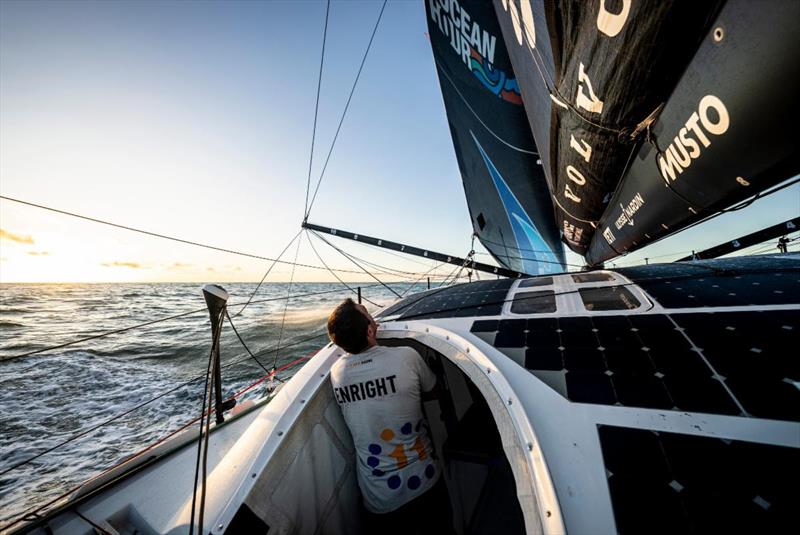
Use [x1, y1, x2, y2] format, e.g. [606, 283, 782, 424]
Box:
[429, 0, 522, 104]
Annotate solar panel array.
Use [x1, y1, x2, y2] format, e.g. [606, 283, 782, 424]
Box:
[620, 257, 800, 308]
[472, 310, 798, 420]
[378, 279, 515, 320]
[599, 425, 796, 533]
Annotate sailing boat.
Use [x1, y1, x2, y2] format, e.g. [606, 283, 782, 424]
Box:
[5, 0, 798, 533]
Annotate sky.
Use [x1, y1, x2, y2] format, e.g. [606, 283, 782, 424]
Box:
[1, 0, 798, 283]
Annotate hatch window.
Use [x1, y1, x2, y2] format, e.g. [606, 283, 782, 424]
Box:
[572, 272, 614, 283]
[511, 290, 557, 314]
[579, 286, 641, 311]
[519, 277, 553, 288]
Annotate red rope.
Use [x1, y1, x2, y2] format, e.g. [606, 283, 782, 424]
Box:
[230, 353, 314, 399]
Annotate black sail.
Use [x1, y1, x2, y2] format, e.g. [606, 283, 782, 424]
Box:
[493, 0, 722, 255]
[425, 0, 565, 275]
[585, 0, 800, 265]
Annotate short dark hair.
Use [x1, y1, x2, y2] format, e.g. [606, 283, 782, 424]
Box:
[327, 298, 370, 354]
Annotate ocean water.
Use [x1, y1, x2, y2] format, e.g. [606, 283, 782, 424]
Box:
[0, 282, 409, 526]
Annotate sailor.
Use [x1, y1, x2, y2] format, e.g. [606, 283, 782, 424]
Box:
[327, 298, 454, 534]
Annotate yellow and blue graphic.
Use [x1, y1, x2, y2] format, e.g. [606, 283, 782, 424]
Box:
[471, 131, 561, 275]
[367, 420, 436, 491]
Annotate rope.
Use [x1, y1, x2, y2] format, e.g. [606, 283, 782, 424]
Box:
[310, 230, 402, 298]
[305, 0, 388, 219]
[189, 308, 223, 535]
[74, 510, 113, 535]
[303, 0, 331, 217]
[304, 231, 383, 307]
[0, 195, 368, 276]
[225, 311, 270, 373]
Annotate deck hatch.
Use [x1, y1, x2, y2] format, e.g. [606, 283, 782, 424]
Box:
[571, 272, 614, 283]
[579, 286, 641, 311]
[519, 277, 553, 288]
[510, 290, 557, 314]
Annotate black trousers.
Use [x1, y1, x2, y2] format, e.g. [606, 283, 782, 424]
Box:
[361, 477, 456, 535]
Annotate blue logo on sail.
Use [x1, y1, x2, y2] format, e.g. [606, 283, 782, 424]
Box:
[471, 132, 560, 275]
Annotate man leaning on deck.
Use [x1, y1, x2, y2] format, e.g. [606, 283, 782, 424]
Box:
[327, 298, 454, 535]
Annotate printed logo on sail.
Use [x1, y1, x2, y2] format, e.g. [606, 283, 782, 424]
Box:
[602, 227, 616, 245]
[658, 95, 729, 184]
[615, 192, 645, 230]
[428, 0, 522, 104]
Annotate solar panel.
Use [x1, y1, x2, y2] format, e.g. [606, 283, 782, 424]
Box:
[619, 257, 800, 308]
[477, 311, 798, 419]
[599, 425, 797, 533]
[380, 279, 514, 320]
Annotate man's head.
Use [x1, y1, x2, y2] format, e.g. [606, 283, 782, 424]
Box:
[327, 298, 378, 354]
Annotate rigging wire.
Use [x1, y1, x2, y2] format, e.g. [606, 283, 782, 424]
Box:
[310, 230, 402, 298]
[473, 234, 584, 269]
[0, 286, 387, 366]
[271, 238, 303, 370]
[305, 0, 388, 220]
[3, 260, 789, 497]
[0, 354, 313, 534]
[0, 306, 210, 365]
[312, 236, 441, 277]
[232, 230, 302, 318]
[303, 0, 332, 217]
[399, 261, 444, 298]
[304, 230, 383, 307]
[0, 195, 368, 276]
[0, 330, 329, 480]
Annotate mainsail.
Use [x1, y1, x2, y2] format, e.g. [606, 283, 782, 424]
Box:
[426, 0, 565, 275]
[430, 0, 799, 267]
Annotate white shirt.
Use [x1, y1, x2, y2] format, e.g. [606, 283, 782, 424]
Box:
[330, 344, 441, 513]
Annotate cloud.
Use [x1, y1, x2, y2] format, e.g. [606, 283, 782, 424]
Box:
[206, 267, 216, 272]
[170, 262, 192, 269]
[0, 229, 34, 244]
[26, 251, 50, 256]
[101, 261, 142, 269]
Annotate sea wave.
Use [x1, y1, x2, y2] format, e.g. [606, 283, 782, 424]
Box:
[0, 281, 399, 525]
